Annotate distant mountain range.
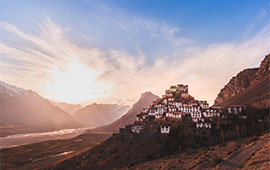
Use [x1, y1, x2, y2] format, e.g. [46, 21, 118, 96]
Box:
[0, 80, 132, 134]
[0, 80, 82, 132]
[214, 54, 270, 108]
[73, 103, 130, 128]
[49, 101, 83, 115]
[94, 92, 160, 133]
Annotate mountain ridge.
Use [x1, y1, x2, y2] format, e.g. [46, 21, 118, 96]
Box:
[49, 101, 83, 114]
[0, 80, 82, 133]
[214, 54, 270, 108]
[73, 103, 130, 128]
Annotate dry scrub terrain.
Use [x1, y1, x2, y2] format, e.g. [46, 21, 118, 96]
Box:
[121, 133, 270, 170]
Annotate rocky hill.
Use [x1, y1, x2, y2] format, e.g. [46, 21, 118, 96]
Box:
[73, 103, 130, 128]
[214, 68, 258, 104]
[93, 92, 159, 133]
[251, 54, 270, 84]
[214, 54, 270, 108]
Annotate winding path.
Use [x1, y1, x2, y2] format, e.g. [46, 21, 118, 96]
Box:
[216, 137, 270, 170]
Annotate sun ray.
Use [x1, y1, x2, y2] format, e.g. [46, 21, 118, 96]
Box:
[45, 59, 111, 103]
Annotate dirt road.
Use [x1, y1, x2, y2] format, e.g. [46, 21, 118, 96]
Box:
[216, 137, 270, 170]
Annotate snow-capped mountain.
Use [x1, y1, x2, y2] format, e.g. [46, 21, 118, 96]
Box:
[0, 80, 28, 99]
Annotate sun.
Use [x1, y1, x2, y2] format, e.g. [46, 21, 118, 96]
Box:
[46, 59, 110, 104]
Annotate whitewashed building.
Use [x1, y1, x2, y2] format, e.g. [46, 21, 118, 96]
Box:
[131, 125, 144, 134]
[166, 112, 182, 119]
[179, 106, 200, 113]
[165, 90, 173, 97]
[136, 113, 148, 122]
[173, 101, 183, 107]
[203, 109, 220, 117]
[196, 122, 211, 128]
[181, 92, 189, 97]
[177, 84, 188, 92]
[168, 105, 177, 112]
[155, 113, 163, 119]
[149, 107, 162, 115]
[160, 126, 170, 134]
[168, 97, 174, 102]
[198, 100, 209, 109]
[228, 105, 248, 114]
[190, 110, 202, 117]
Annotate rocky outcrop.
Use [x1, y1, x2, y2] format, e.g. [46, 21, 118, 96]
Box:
[251, 54, 270, 84]
[214, 68, 258, 105]
[214, 54, 270, 107]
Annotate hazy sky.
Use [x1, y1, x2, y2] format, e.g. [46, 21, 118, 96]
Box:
[0, 0, 269, 105]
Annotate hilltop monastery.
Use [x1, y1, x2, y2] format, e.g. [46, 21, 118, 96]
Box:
[130, 84, 247, 134]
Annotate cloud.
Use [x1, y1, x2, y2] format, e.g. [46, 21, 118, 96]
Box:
[0, 18, 269, 105]
[160, 25, 191, 45]
[131, 17, 191, 46]
[83, 1, 191, 47]
[245, 9, 269, 35]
